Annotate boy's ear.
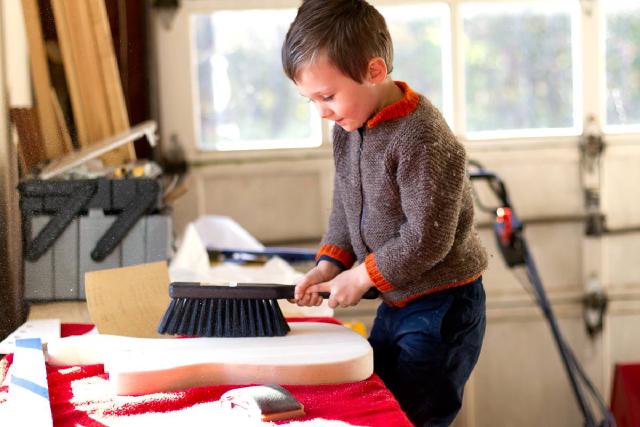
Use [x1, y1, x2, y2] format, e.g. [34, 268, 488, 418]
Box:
[366, 57, 388, 84]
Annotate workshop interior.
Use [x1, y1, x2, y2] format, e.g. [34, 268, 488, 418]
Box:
[0, 1, 639, 426]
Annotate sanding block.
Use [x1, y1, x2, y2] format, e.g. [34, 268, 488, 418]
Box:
[219, 384, 305, 421]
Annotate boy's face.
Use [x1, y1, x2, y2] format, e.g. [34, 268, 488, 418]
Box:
[294, 53, 379, 132]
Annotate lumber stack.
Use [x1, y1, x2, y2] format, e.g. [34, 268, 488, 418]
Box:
[15, 0, 135, 175]
[21, 0, 65, 163]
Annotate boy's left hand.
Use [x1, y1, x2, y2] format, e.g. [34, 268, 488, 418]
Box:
[304, 263, 374, 309]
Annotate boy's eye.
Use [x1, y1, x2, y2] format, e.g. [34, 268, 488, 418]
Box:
[322, 95, 334, 102]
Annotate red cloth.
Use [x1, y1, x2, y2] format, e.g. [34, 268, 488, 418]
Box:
[611, 362, 640, 427]
[0, 319, 412, 427]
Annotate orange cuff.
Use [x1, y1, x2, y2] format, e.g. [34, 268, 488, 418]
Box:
[365, 253, 395, 292]
[316, 244, 355, 269]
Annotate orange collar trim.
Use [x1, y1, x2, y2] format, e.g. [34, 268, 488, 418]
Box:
[366, 81, 420, 129]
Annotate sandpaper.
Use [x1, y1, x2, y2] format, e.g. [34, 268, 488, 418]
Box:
[84, 261, 170, 338]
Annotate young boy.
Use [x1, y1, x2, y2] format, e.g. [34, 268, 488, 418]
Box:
[282, 1, 488, 426]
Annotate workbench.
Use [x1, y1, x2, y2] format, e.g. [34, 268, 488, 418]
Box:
[0, 319, 413, 426]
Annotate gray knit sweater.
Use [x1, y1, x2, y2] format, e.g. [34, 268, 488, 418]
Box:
[317, 82, 488, 307]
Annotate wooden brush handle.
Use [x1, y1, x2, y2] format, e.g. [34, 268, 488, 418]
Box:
[169, 282, 380, 300]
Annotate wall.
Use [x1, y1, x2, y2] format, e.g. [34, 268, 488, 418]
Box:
[0, 1, 27, 339]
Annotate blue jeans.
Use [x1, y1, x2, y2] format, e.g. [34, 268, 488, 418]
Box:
[368, 277, 486, 427]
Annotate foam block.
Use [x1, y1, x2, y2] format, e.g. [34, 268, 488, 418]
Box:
[46, 322, 373, 395]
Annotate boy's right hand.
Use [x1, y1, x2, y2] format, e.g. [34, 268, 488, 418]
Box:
[293, 261, 342, 306]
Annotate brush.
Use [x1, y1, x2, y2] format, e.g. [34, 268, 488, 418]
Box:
[157, 282, 380, 338]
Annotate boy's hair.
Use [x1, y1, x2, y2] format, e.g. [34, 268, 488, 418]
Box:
[282, 0, 393, 83]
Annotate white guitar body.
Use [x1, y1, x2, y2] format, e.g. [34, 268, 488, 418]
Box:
[46, 322, 373, 396]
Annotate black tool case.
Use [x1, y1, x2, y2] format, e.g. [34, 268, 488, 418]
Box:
[18, 178, 172, 301]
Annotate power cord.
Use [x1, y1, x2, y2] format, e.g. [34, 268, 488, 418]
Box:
[468, 160, 616, 427]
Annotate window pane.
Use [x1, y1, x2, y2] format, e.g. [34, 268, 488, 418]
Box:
[605, 3, 640, 127]
[462, 3, 575, 133]
[193, 11, 320, 151]
[380, 4, 449, 120]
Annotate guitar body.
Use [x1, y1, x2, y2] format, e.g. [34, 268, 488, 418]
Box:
[46, 322, 373, 395]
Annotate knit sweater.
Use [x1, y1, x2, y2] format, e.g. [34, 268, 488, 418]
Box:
[317, 81, 488, 307]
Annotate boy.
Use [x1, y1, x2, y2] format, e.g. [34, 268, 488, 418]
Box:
[282, 1, 488, 426]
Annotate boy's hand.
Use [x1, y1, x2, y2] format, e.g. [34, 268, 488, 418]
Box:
[303, 263, 374, 309]
[293, 260, 342, 307]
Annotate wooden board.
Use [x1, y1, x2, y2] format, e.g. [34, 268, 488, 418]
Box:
[66, 0, 111, 140]
[51, 0, 134, 166]
[21, 0, 64, 160]
[9, 107, 45, 172]
[45, 322, 374, 395]
[50, 87, 74, 153]
[87, 0, 130, 133]
[50, 0, 88, 147]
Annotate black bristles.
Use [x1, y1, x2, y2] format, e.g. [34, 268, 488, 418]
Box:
[215, 299, 224, 337]
[157, 297, 291, 337]
[168, 298, 187, 333]
[204, 298, 215, 337]
[238, 299, 248, 337]
[224, 299, 235, 337]
[157, 297, 177, 334]
[247, 299, 257, 337]
[255, 299, 268, 336]
[271, 299, 290, 336]
[187, 299, 204, 336]
[177, 298, 195, 334]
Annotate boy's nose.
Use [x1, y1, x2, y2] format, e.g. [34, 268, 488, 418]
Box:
[317, 105, 333, 120]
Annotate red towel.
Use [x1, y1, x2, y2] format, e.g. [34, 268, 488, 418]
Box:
[0, 319, 412, 426]
[611, 362, 640, 427]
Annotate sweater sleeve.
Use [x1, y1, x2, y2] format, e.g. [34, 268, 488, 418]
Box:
[317, 127, 355, 270]
[365, 124, 467, 290]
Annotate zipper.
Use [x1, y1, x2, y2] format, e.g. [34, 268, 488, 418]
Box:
[357, 128, 371, 253]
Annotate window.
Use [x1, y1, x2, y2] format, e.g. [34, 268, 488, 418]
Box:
[462, 2, 576, 135]
[604, 2, 640, 128]
[193, 10, 321, 151]
[380, 3, 451, 123]
[156, 0, 640, 157]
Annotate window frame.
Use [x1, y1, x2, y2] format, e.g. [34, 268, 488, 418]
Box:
[601, 1, 640, 132]
[153, 0, 640, 163]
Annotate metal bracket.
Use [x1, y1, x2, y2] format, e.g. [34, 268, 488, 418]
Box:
[38, 120, 157, 180]
[579, 115, 606, 236]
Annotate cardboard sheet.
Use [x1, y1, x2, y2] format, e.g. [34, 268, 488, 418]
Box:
[84, 261, 170, 338]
